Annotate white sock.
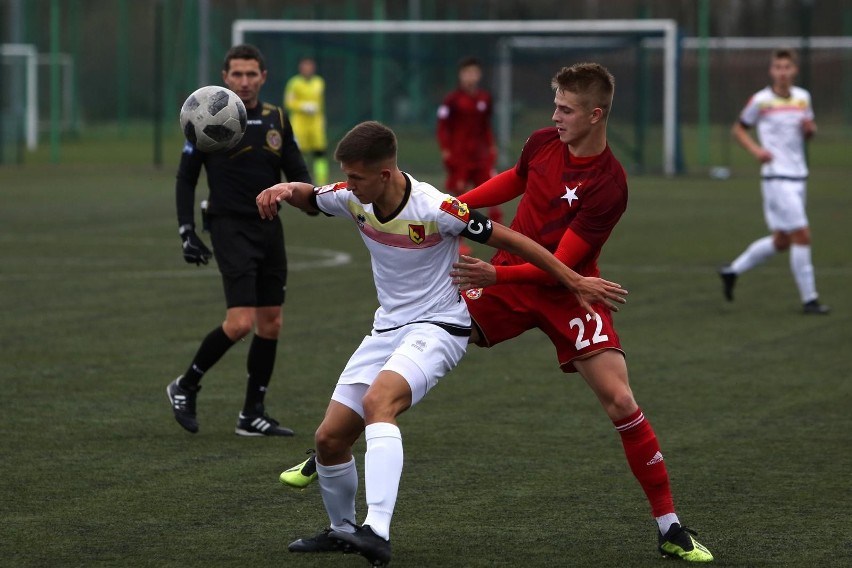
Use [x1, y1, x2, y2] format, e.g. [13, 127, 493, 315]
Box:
[362, 422, 403, 541]
[790, 244, 818, 303]
[317, 457, 358, 533]
[656, 512, 680, 536]
[729, 235, 776, 274]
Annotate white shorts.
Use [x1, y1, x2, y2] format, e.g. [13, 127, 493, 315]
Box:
[761, 178, 808, 232]
[330, 323, 468, 418]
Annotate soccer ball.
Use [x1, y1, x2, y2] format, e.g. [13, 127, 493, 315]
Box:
[179, 85, 247, 152]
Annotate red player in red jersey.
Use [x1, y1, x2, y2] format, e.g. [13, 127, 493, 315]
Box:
[437, 56, 502, 253]
[451, 63, 714, 562]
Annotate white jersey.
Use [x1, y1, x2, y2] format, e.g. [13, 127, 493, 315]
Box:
[314, 173, 473, 332]
[739, 85, 813, 179]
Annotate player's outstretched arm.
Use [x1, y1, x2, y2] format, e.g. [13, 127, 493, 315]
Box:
[458, 169, 525, 209]
[482, 223, 627, 313]
[257, 182, 317, 219]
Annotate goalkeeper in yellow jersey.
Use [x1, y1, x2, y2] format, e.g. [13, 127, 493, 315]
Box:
[284, 57, 328, 186]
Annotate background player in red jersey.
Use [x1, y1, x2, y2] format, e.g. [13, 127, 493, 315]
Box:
[437, 56, 501, 253]
[450, 63, 714, 562]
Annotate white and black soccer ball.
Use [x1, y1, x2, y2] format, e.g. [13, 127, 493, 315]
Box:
[179, 85, 247, 153]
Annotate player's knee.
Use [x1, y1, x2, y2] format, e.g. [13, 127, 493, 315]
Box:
[314, 425, 349, 460]
[255, 317, 281, 338]
[790, 228, 811, 245]
[361, 390, 388, 421]
[773, 233, 792, 250]
[362, 389, 405, 423]
[222, 319, 253, 340]
[601, 390, 638, 421]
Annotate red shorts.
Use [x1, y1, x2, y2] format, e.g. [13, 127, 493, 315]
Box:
[463, 283, 623, 373]
[444, 164, 494, 195]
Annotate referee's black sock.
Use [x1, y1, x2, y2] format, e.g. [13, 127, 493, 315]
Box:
[243, 335, 278, 415]
[180, 326, 236, 389]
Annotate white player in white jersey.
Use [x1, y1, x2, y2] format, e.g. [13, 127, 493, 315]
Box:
[719, 48, 829, 315]
[255, 121, 627, 567]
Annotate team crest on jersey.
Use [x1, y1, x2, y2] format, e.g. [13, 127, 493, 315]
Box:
[316, 181, 347, 194]
[266, 130, 282, 150]
[439, 197, 470, 222]
[408, 224, 425, 244]
[464, 288, 483, 300]
[356, 213, 367, 228]
[561, 183, 580, 206]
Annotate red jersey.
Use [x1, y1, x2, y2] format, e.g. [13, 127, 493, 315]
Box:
[436, 88, 495, 168]
[492, 127, 628, 277]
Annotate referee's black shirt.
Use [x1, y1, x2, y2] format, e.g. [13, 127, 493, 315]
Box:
[176, 101, 311, 226]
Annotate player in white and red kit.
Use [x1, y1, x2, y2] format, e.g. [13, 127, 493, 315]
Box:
[437, 56, 502, 251]
[451, 63, 714, 562]
[719, 48, 828, 314]
[257, 121, 626, 567]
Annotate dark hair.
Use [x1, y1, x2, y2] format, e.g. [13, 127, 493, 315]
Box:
[551, 62, 615, 117]
[334, 121, 397, 166]
[772, 48, 798, 65]
[223, 44, 266, 72]
[458, 56, 482, 70]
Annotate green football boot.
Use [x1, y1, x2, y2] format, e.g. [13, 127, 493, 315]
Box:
[659, 523, 714, 562]
[280, 450, 318, 488]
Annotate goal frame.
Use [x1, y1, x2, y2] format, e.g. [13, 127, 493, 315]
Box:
[1, 43, 38, 150]
[232, 19, 679, 175]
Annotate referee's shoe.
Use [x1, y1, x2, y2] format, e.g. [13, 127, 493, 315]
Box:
[167, 377, 200, 433]
[235, 410, 294, 437]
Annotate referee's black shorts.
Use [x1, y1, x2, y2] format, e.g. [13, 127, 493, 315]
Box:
[209, 214, 287, 308]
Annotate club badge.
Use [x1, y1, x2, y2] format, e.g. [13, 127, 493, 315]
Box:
[408, 224, 425, 244]
[266, 129, 282, 150]
[464, 288, 483, 300]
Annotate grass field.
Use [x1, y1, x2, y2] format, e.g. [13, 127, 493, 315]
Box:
[2, 129, 851, 567]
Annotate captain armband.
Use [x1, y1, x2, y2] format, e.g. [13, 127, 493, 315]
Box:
[460, 210, 493, 244]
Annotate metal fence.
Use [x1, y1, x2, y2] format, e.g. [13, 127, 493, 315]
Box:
[2, 0, 850, 169]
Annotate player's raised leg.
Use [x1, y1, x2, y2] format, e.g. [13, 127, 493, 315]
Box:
[575, 350, 713, 562]
[719, 235, 777, 301]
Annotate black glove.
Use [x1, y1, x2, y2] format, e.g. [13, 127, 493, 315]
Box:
[179, 224, 212, 265]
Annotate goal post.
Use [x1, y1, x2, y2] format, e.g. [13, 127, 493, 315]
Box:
[1, 43, 38, 152]
[232, 19, 680, 176]
[1, 43, 76, 160]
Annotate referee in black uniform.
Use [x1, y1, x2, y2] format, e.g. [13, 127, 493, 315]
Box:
[167, 44, 311, 436]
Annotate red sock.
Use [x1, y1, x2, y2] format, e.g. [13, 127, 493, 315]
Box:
[614, 408, 674, 517]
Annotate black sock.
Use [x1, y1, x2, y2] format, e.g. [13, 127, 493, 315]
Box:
[243, 335, 278, 415]
[180, 326, 235, 389]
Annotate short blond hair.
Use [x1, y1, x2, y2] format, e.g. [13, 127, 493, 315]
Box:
[551, 63, 615, 117]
